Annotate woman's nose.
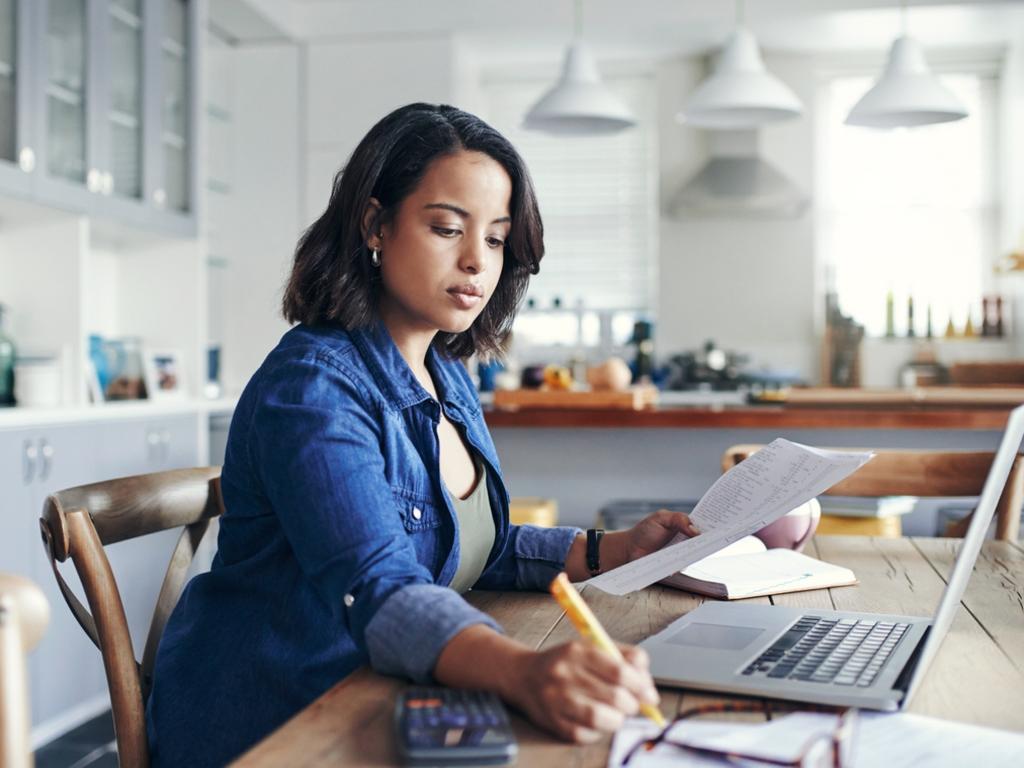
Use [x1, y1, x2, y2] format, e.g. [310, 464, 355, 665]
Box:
[460, 239, 486, 274]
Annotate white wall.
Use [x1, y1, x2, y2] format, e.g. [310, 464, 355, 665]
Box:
[654, 52, 818, 379]
[218, 44, 302, 394]
[303, 35, 457, 225]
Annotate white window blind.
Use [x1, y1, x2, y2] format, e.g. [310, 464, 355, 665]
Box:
[817, 71, 998, 337]
[480, 72, 658, 313]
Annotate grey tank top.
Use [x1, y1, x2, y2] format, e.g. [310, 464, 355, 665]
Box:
[446, 457, 496, 594]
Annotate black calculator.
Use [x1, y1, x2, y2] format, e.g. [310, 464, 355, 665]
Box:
[394, 686, 518, 766]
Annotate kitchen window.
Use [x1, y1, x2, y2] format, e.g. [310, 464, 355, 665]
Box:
[816, 68, 999, 338]
[480, 71, 658, 356]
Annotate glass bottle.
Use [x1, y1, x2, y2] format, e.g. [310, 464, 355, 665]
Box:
[0, 304, 14, 405]
[884, 289, 895, 338]
[906, 296, 915, 338]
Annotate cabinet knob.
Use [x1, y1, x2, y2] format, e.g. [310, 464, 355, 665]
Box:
[18, 147, 35, 173]
[38, 439, 54, 483]
[153, 188, 167, 207]
[87, 168, 103, 193]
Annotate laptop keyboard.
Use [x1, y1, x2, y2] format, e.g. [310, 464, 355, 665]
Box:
[741, 616, 910, 687]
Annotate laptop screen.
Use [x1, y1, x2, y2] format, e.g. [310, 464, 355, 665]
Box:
[903, 404, 1024, 703]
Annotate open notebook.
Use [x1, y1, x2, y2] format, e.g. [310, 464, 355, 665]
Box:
[660, 536, 857, 600]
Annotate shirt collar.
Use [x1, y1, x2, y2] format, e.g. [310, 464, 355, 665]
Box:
[349, 321, 471, 414]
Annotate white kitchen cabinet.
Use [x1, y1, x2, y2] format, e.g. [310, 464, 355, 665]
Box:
[0, 0, 201, 236]
[4, 423, 110, 737]
[0, 413, 201, 743]
[96, 412, 200, 477]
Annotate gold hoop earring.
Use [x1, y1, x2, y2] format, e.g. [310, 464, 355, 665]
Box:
[371, 248, 381, 268]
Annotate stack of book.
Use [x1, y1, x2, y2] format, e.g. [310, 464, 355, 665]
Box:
[816, 495, 918, 537]
[817, 495, 918, 518]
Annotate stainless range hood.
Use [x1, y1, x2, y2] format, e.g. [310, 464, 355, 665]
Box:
[666, 130, 808, 219]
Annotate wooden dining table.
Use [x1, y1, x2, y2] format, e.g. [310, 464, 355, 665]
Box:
[233, 536, 1024, 766]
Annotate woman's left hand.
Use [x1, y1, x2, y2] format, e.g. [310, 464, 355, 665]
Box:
[622, 509, 700, 563]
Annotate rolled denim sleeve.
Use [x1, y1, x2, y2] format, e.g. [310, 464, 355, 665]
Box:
[513, 525, 583, 591]
[251, 350, 498, 682]
[365, 584, 502, 683]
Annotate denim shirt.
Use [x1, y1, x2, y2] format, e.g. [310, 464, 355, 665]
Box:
[145, 322, 581, 767]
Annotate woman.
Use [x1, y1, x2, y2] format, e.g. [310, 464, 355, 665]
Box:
[146, 103, 699, 766]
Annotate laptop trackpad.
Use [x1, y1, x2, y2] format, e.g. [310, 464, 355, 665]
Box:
[667, 622, 764, 651]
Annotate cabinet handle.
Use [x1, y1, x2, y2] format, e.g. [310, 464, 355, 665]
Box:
[153, 188, 167, 208]
[87, 168, 103, 193]
[18, 147, 35, 173]
[147, 429, 161, 462]
[38, 439, 54, 483]
[22, 440, 37, 484]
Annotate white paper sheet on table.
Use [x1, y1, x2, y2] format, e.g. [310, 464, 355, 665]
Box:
[588, 439, 874, 595]
[608, 712, 1024, 767]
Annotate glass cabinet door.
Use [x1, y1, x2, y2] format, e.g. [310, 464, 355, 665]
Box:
[160, 0, 189, 212]
[45, 0, 88, 186]
[107, 0, 142, 199]
[0, 0, 16, 164]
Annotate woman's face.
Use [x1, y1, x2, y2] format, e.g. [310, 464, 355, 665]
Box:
[373, 150, 512, 344]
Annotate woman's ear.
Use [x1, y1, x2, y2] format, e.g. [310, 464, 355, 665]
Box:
[361, 197, 384, 249]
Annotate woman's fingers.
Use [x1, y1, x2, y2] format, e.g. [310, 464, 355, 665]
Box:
[620, 644, 650, 671]
[656, 508, 701, 536]
[520, 641, 663, 743]
[580, 643, 659, 705]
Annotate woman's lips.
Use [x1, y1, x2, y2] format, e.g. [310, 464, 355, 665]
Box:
[447, 289, 483, 310]
[444, 286, 483, 309]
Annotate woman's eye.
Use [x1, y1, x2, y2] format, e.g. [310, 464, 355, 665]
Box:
[432, 226, 461, 237]
[486, 236, 505, 249]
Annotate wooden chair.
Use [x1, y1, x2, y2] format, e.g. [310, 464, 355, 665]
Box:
[0, 574, 49, 768]
[722, 446, 1023, 542]
[38, 467, 223, 768]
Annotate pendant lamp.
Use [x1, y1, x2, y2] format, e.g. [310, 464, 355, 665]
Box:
[679, 1, 802, 129]
[844, 36, 968, 128]
[523, 0, 635, 136]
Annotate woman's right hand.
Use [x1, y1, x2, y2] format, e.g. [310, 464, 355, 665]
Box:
[503, 641, 660, 743]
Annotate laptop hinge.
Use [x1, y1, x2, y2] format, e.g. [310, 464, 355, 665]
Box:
[892, 626, 931, 694]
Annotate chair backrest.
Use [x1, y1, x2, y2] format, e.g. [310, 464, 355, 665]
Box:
[722, 446, 1022, 541]
[39, 467, 223, 768]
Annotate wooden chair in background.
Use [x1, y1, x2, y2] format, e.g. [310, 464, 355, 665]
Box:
[38, 467, 223, 768]
[0, 574, 49, 768]
[722, 446, 1023, 542]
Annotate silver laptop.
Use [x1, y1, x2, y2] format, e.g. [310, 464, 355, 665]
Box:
[639, 404, 1024, 711]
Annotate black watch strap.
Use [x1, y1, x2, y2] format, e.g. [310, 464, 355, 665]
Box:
[586, 528, 605, 576]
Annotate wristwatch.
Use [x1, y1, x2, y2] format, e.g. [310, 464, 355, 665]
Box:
[586, 528, 605, 576]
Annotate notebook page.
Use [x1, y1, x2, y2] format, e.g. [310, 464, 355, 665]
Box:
[588, 439, 873, 596]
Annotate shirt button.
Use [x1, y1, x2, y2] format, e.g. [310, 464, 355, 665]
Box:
[343, 593, 355, 607]
[412, 507, 423, 521]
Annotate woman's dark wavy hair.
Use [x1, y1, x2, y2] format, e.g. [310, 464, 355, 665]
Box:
[282, 102, 543, 360]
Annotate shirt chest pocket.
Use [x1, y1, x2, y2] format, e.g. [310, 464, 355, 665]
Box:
[391, 487, 446, 575]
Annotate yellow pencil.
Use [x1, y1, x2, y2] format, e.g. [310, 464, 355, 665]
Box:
[549, 572, 666, 728]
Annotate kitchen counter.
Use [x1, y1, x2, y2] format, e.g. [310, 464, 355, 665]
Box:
[485, 405, 1013, 430]
[484, 387, 1024, 430]
[484, 388, 1021, 527]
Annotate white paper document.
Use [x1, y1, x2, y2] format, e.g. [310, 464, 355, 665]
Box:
[609, 711, 1024, 767]
[589, 439, 873, 595]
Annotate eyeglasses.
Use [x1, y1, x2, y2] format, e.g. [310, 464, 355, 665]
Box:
[621, 702, 858, 768]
